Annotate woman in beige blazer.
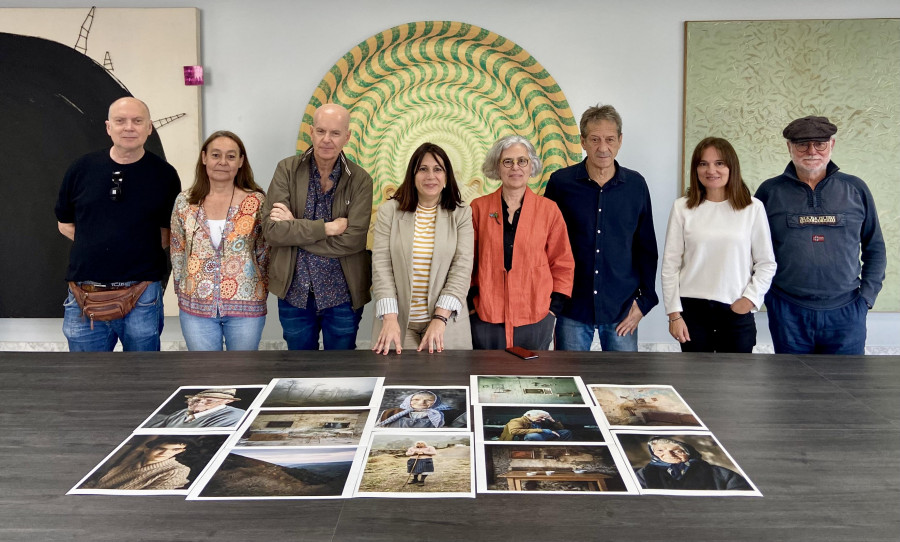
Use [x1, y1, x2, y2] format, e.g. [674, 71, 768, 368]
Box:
[372, 142, 474, 354]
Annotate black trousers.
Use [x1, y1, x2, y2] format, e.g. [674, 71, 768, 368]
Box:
[471, 312, 555, 350]
[679, 297, 756, 353]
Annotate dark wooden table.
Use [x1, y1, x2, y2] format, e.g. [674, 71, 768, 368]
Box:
[1, 350, 898, 541]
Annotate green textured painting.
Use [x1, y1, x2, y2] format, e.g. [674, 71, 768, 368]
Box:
[298, 20, 581, 244]
[684, 19, 899, 311]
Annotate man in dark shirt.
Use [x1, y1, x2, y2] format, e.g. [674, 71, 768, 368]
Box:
[55, 97, 181, 351]
[262, 104, 373, 350]
[544, 104, 658, 351]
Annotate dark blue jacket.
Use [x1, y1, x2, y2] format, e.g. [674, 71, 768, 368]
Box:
[755, 162, 885, 309]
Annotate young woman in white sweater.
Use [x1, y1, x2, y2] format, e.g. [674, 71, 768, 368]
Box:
[661, 137, 776, 353]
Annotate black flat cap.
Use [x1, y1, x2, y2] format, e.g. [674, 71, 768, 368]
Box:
[783, 116, 837, 142]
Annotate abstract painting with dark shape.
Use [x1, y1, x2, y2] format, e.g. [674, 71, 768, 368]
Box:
[0, 32, 167, 317]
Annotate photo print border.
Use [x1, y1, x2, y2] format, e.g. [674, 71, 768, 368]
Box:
[69, 432, 230, 496]
[372, 385, 471, 432]
[187, 444, 366, 500]
[136, 385, 265, 433]
[470, 375, 590, 406]
[588, 384, 706, 430]
[354, 431, 475, 499]
[613, 430, 762, 497]
[258, 377, 384, 410]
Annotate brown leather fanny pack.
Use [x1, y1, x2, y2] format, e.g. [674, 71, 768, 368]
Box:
[68, 281, 152, 328]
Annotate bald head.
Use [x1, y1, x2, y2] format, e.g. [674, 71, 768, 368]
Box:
[313, 103, 350, 130]
[106, 97, 152, 160]
[108, 97, 151, 121]
[310, 104, 351, 170]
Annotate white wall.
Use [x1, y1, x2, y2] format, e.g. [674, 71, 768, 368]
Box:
[2, 0, 898, 351]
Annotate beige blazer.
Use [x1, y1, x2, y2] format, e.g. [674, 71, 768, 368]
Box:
[372, 199, 473, 349]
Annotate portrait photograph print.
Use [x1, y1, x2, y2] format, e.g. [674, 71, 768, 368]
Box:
[373, 386, 470, 431]
[69, 433, 229, 495]
[188, 446, 363, 500]
[471, 375, 589, 405]
[478, 443, 634, 494]
[138, 385, 264, 431]
[259, 377, 383, 409]
[235, 408, 372, 447]
[588, 385, 705, 429]
[477, 405, 607, 443]
[355, 432, 474, 498]
[614, 431, 761, 496]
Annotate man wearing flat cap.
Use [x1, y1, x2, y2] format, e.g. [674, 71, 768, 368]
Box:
[755, 116, 886, 354]
[147, 388, 246, 429]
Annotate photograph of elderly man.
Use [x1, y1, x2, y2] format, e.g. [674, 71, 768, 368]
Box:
[499, 410, 574, 441]
[146, 388, 248, 429]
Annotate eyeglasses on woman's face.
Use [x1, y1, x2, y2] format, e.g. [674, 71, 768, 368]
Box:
[500, 157, 530, 169]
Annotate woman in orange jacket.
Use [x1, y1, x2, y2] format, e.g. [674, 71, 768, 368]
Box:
[468, 135, 575, 350]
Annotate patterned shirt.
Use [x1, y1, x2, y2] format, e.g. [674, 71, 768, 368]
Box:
[170, 191, 269, 317]
[408, 204, 437, 322]
[284, 160, 351, 310]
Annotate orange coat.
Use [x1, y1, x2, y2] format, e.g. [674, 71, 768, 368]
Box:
[470, 187, 574, 347]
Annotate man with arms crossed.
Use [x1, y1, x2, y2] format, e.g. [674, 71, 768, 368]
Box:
[545, 104, 658, 351]
[55, 97, 181, 351]
[263, 104, 374, 350]
[755, 116, 885, 354]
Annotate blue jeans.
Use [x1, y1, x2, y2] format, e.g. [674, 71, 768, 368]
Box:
[277, 296, 362, 350]
[521, 429, 573, 441]
[179, 311, 265, 351]
[63, 281, 163, 352]
[765, 290, 867, 355]
[554, 315, 638, 352]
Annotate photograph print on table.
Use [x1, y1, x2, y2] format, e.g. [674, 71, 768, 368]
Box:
[259, 377, 383, 409]
[69, 433, 230, 496]
[355, 432, 474, 498]
[471, 375, 589, 405]
[478, 405, 606, 443]
[478, 443, 634, 494]
[373, 386, 470, 431]
[614, 431, 761, 496]
[235, 408, 372, 447]
[588, 385, 705, 430]
[188, 446, 364, 500]
[137, 385, 264, 432]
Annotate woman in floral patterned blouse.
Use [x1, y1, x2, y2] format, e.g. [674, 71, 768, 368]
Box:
[170, 131, 269, 350]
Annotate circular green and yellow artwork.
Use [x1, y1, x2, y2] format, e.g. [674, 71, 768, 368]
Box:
[298, 20, 581, 216]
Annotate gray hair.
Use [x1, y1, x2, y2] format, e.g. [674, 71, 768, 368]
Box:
[481, 135, 542, 180]
[648, 437, 688, 452]
[580, 104, 622, 138]
[523, 409, 550, 419]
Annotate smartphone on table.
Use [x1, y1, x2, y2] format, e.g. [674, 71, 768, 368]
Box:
[506, 346, 538, 359]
